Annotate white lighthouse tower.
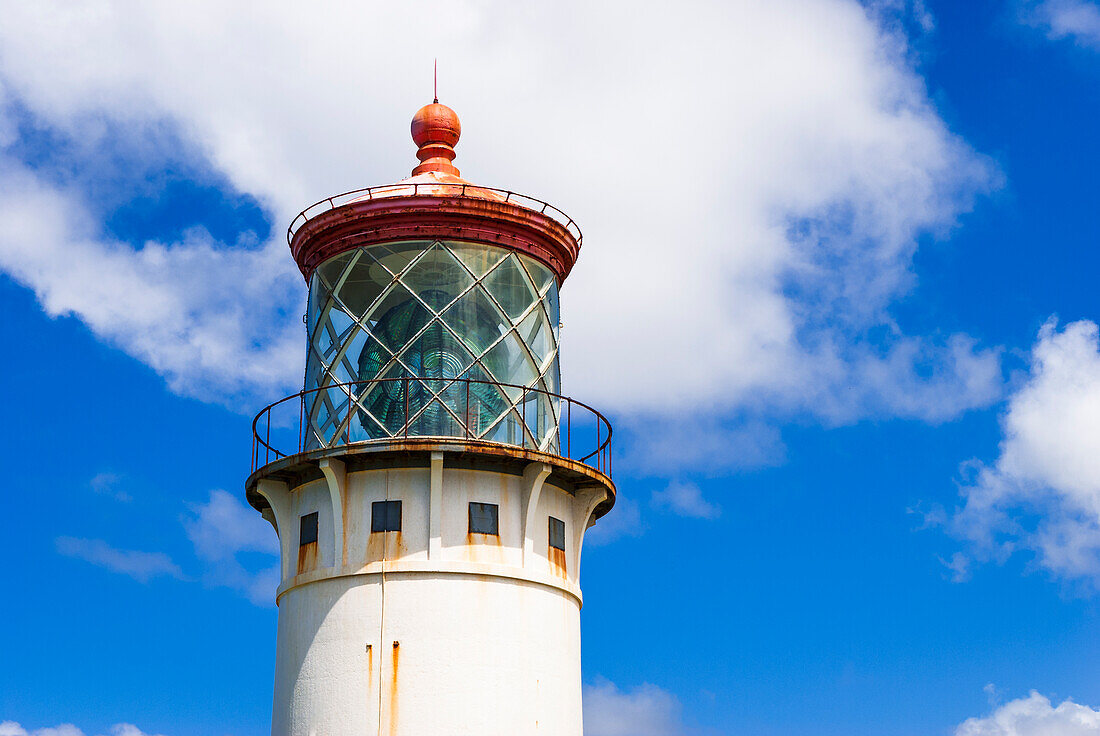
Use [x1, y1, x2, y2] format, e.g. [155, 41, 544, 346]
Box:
[246, 100, 616, 736]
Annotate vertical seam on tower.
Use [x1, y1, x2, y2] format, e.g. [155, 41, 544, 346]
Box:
[377, 473, 388, 736]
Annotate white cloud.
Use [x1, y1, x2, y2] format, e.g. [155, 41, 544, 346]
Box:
[956, 691, 1100, 735]
[0, 724, 84, 736]
[0, 723, 166, 736]
[107, 726, 165, 736]
[1023, 0, 1100, 48]
[651, 481, 721, 520]
[55, 537, 184, 583]
[0, 158, 301, 406]
[0, 1, 1001, 451]
[814, 333, 1003, 425]
[183, 489, 280, 605]
[583, 678, 686, 736]
[948, 319, 1100, 583]
[865, 0, 936, 35]
[89, 472, 131, 503]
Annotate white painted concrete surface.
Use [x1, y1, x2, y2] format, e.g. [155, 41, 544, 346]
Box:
[254, 455, 608, 736]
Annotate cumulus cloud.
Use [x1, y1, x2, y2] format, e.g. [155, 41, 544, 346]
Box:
[0, 157, 301, 406]
[1022, 0, 1100, 48]
[0, 722, 166, 736]
[947, 319, 1100, 583]
[583, 678, 685, 736]
[955, 691, 1100, 735]
[651, 481, 721, 520]
[0, 0, 1001, 440]
[183, 489, 280, 605]
[55, 537, 184, 583]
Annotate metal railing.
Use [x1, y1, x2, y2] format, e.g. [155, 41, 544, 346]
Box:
[251, 377, 612, 477]
[287, 183, 583, 247]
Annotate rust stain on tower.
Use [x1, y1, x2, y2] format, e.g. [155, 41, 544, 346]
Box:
[296, 541, 317, 576]
[388, 640, 400, 736]
[549, 546, 568, 578]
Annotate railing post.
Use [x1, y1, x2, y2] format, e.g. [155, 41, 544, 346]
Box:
[265, 410, 271, 466]
[465, 379, 470, 440]
[567, 400, 571, 459]
[596, 417, 601, 473]
[521, 387, 526, 449]
[298, 393, 304, 454]
[404, 376, 409, 440]
[350, 383, 356, 444]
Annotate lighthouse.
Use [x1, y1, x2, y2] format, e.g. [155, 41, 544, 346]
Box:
[246, 100, 616, 736]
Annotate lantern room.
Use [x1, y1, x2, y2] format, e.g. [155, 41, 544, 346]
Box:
[286, 102, 584, 456]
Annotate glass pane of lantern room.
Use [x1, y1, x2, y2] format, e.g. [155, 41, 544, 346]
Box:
[463, 364, 509, 436]
[307, 272, 327, 336]
[360, 364, 409, 438]
[397, 322, 475, 382]
[355, 336, 394, 389]
[330, 328, 367, 385]
[441, 286, 508, 357]
[399, 244, 473, 313]
[517, 307, 553, 367]
[335, 250, 388, 316]
[544, 285, 560, 338]
[316, 251, 354, 291]
[536, 390, 560, 452]
[367, 240, 434, 278]
[358, 283, 432, 378]
[446, 241, 508, 278]
[482, 254, 537, 321]
[410, 398, 463, 437]
[482, 331, 538, 390]
[477, 398, 523, 444]
[519, 253, 555, 298]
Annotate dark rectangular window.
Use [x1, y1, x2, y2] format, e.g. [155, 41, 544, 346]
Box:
[299, 511, 318, 546]
[549, 516, 566, 551]
[469, 502, 499, 535]
[371, 500, 402, 533]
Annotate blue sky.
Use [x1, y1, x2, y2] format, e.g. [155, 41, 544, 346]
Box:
[4, 1, 1100, 735]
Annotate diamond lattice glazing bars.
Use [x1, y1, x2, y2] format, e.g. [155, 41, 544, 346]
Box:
[303, 240, 562, 452]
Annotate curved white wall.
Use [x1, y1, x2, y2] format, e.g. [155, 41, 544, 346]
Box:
[255, 453, 607, 736]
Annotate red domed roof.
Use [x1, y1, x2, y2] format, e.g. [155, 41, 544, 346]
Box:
[289, 101, 582, 283]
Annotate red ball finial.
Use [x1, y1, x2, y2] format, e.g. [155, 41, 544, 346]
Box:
[411, 102, 461, 177]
